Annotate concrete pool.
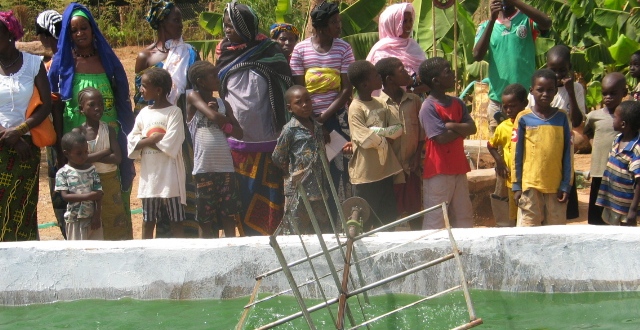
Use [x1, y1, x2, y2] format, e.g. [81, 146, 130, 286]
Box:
[2, 225, 639, 307]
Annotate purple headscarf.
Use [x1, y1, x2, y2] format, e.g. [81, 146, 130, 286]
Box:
[0, 11, 24, 41]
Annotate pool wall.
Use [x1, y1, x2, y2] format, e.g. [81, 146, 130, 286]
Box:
[1, 226, 639, 305]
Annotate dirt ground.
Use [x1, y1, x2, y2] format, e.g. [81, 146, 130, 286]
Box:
[34, 46, 592, 240]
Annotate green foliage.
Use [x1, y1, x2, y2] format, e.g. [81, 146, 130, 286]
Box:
[339, 0, 386, 36]
[341, 32, 378, 60]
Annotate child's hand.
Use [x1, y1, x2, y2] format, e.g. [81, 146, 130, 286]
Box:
[88, 191, 104, 201]
[495, 161, 509, 179]
[623, 211, 637, 226]
[342, 142, 353, 154]
[150, 132, 165, 142]
[514, 190, 522, 204]
[323, 128, 331, 144]
[90, 213, 102, 230]
[562, 73, 575, 95]
[557, 190, 568, 203]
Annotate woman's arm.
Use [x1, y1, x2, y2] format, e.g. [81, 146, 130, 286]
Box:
[318, 73, 352, 124]
[1, 63, 52, 147]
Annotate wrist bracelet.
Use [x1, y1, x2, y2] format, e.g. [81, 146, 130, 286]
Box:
[16, 122, 30, 135]
[222, 123, 233, 134]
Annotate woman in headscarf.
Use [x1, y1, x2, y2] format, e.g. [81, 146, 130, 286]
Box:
[366, 2, 427, 94]
[49, 3, 134, 240]
[216, 0, 293, 236]
[135, 0, 199, 238]
[269, 23, 299, 62]
[35, 9, 67, 238]
[0, 11, 52, 241]
[289, 1, 354, 205]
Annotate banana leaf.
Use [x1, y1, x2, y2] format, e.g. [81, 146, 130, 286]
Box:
[187, 40, 220, 61]
[608, 34, 640, 65]
[342, 32, 379, 61]
[413, 0, 456, 53]
[275, 0, 293, 23]
[199, 12, 223, 37]
[593, 8, 629, 28]
[585, 81, 602, 109]
[340, 0, 386, 37]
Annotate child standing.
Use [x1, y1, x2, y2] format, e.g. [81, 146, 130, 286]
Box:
[55, 131, 103, 240]
[347, 60, 403, 228]
[127, 67, 186, 239]
[186, 61, 243, 238]
[273, 85, 332, 234]
[513, 69, 572, 226]
[528, 45, 585, 220]
[583, 72, 627, 225]
[73, 87, 132, 240]
[375, 57, 424, 230]
[487, 84, 528, 227]
[629, 50, 640, 101]
[596, 101, 640, 226]
[419, 57, 477, 229]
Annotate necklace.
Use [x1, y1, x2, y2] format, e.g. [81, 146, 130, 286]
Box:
[154, 42, 168, 53]
[0, 52, 21, 68]
[73, 48, 96, 58]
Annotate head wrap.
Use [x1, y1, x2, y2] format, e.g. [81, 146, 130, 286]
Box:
[0, 11, 24, 41]
[217, 1, 293, 132]
[71, 9, 89, 20]
[146, 0, 175, 30]
[224, 0, 259, 43]
[49, 3, 135, 191]
[310, 1, 339, 29]
[366, 3, 426, 76]
[36, 10, 62, 39]
[269, 23, 300, 40]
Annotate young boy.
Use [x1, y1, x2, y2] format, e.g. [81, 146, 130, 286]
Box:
[347, 60, 403, 228]
[419, 57, 477, 230]
[513, 69, 572, 226]
[375, 57, 424, 229]
[527, 44, 584, 220]
[55, 131, 103, 240]
[596, 101, 640, 226]
[487, 83, 528, 227]
[629, 50, 640, 101]
[583, 72, 627, 225]
[272, 85, 331, 234]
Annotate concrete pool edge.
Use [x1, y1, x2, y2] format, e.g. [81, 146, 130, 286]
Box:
[1, 226, 639, 305]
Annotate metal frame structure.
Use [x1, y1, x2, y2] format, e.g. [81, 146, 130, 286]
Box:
[235, 128, 482, 329]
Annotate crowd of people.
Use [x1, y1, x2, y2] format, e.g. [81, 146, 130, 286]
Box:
[0, 0, 638, 242]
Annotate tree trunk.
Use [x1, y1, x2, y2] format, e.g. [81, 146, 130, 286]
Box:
[305, 0, 325, 38]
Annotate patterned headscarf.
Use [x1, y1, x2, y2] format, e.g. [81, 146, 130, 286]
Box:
[310, 1, 339, 29]
[36, 10, 62, 39]
[269, 23, 300, 40]
[146, 0, 175, 30]
[0, 11, 24, 41]
[225, 0, 258, 43]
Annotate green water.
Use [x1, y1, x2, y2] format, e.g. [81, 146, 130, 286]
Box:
[1, 290, 639, 329]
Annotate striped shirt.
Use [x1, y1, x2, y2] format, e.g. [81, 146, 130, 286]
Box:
[188, 98, 235, 174]
[290, 38, 355, 115]
[596, 133, 640, 215]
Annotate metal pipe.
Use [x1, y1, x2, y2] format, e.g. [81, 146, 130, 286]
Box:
[268, 235, 316, 330]
[348, 285, 462, 330]
[442, 203, 478, 321]
[257, 297, 339, 330]
[255, 203, 444, 280]
[347, 253, 457, 298]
